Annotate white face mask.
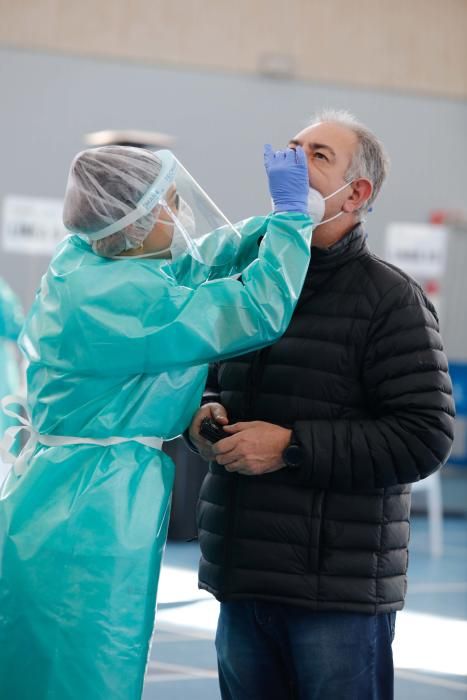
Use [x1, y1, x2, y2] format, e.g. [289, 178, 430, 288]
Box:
[114, 198, 197, 261]
[169, 198, 196, 260]
[307, 180, 354, 228]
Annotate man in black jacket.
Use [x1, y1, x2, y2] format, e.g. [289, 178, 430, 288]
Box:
[188, 110, 455, 700]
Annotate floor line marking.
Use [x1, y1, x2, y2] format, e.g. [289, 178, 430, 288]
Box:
[145, 673, 218, 683]
[155, 621, 215, 640]
[396, 670, 467, 691]
[147, 659, 218, 680]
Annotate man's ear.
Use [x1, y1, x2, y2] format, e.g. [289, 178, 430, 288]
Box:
[343, 178, 372, 213]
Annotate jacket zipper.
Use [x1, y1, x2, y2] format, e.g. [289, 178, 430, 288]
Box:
[220, 347, 269, 596]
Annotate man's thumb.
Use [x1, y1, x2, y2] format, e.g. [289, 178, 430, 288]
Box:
[211, 406, 228, 424]
[222, 422, 245, 433]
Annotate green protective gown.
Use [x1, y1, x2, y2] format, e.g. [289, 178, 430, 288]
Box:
[0, 212, 312, 700]
[0, 277, 24, 437]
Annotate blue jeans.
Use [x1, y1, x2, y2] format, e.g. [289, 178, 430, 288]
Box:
[215, 601, 396, 700]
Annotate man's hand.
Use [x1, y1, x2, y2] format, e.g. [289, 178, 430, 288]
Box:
[213, 421, 292, 476]
[189, 403, 229, 461]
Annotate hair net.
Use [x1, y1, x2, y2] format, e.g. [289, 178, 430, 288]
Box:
[63, 146, 163, 257]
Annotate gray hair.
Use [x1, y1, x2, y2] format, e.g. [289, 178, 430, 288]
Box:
[308, 109, 390, 218]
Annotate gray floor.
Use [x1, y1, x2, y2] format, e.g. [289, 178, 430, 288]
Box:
[143, 515, 467, 699]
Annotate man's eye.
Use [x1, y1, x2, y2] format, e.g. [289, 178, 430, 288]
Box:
[315, 152, 328, 161]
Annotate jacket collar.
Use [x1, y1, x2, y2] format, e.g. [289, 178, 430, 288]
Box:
[309, 223, 368, 271]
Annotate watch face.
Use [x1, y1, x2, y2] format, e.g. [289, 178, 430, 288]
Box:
[284, 444, 303, 468]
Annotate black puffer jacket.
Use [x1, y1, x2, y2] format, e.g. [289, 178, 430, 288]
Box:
[197, 225, 455, 613]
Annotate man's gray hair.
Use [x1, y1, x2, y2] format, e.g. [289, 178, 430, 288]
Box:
[309, 109, 389, 218]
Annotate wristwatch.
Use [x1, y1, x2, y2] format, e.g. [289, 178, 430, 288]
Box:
[282, 432, 304, 469]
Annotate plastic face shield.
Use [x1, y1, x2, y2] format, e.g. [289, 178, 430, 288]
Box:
[153, 150, 242, 265]
[81, 149, 242, 268]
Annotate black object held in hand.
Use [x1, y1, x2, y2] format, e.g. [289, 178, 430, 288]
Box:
[199, 417, 229, 443]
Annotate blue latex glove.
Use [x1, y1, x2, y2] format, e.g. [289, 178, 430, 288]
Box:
[264, 144, 309, 214]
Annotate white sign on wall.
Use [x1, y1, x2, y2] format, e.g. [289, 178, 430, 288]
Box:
[385, 222, 448, 280]
[2, 195, 66, 255]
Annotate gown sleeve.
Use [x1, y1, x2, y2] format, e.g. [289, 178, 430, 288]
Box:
[33, 213, 313, 376]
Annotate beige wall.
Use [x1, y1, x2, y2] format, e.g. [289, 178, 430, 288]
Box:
[0, 0, 466, 98]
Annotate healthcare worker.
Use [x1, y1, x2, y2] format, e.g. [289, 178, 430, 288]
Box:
[0, 277, 24, 483]
[0, 144, 313, 700]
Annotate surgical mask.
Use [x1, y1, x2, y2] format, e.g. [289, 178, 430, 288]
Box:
[113, 198, 197, 261]
[172, 198, 196, 258]
[160, 197, 197, 260]
[307, 180, 354, 228]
